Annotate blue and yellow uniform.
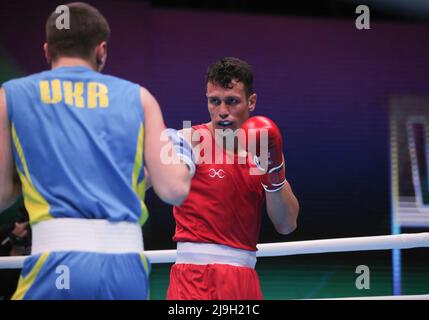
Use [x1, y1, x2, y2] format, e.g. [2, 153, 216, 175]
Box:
[2, 66, 150, 299]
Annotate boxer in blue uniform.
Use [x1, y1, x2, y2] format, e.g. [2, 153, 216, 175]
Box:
[0, 2, 193, 299]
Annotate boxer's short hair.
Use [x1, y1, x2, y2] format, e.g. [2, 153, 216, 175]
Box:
[206, 57, 254, 99]
[45, 2, 110, 61]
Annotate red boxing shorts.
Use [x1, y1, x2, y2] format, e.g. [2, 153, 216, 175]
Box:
[167, 263, 263, 300]
[166, 242, 263, 300]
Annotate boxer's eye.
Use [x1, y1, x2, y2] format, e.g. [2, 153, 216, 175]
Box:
[225, 97, 239, 106]
[208, 97, 221, 106]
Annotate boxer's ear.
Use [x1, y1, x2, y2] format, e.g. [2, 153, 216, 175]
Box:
[95, 41, 108, 71]
[248, 93, 257, 112]
[43, 43, 52, 65]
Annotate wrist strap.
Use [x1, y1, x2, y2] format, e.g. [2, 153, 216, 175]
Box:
[165, 128, 196, 177]
[262, 179, 286, 192]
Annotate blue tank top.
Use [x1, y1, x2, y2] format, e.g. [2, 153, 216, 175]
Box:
[2, 66, 148, 225]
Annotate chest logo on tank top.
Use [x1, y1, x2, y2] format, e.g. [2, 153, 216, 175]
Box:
[209, 168, 225, 179]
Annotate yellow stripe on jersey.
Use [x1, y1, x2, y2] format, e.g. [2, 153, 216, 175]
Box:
[12, 253, 50, 300]
[132, 124, 149, 225]
[138, 180, 149, 226]
[140, 253, 150, 275]
[132, 124, 144, 190]
[12, 125, 52, 224]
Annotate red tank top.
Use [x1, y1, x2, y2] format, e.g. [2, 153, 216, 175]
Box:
[173, 124, 265, 251]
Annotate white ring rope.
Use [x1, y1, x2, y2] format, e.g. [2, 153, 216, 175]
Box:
[256, 232, 429, 257]
[0, 232, 428, 269]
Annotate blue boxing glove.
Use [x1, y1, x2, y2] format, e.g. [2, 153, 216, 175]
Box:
[165, 128, 196, 177]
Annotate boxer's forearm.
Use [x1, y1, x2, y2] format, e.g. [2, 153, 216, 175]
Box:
[265, 180, 299, 234]
[141, 87, 191, 206]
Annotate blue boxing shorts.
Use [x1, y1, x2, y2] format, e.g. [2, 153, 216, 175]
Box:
[12, 219, 150, 300]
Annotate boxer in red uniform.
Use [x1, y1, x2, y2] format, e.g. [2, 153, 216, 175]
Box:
[166, 57, 299, 300]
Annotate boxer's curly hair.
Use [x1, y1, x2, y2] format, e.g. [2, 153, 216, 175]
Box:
[206, 57, 254, 99]
[45, 2, 110, 61]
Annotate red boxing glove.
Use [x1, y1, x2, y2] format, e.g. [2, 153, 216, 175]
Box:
[241, 116, 286, 192]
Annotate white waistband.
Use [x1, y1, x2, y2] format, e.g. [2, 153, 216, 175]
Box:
[175, 242, 257, 269]
[31, 218, 144, 254]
